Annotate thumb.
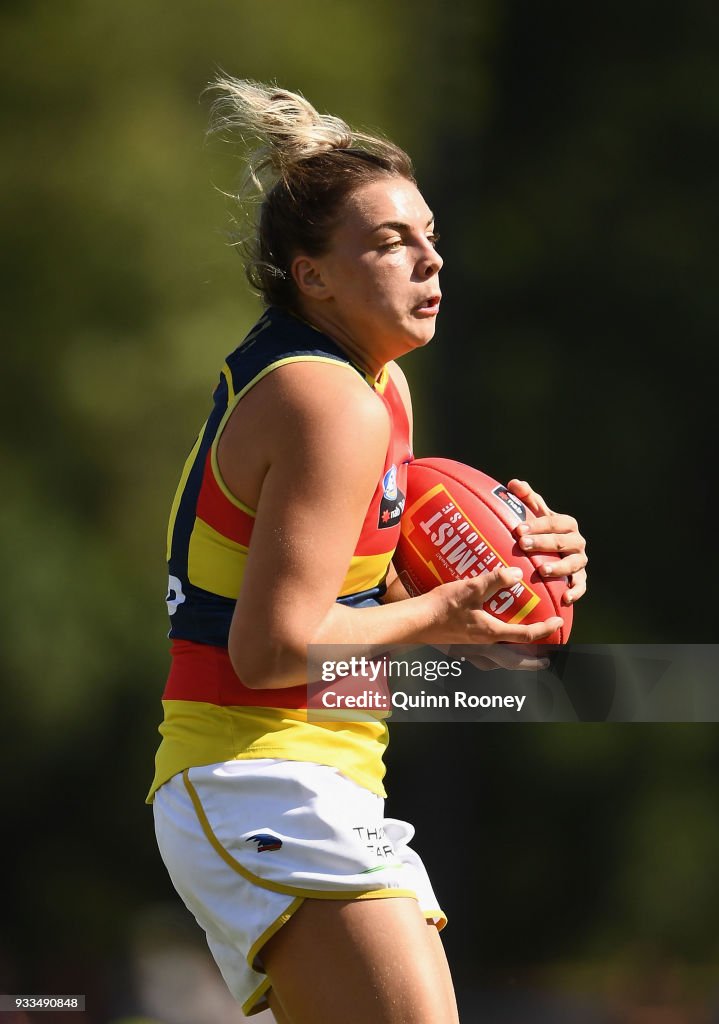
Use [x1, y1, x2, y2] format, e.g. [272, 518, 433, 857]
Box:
[475, 563, 523, 602]
[507, 478, 552, 517]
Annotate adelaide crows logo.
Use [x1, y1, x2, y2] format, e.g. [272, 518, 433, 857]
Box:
[246, 833, 283, 853]
[378, 465, 405, 530]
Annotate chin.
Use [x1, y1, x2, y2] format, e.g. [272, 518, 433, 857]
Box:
[381, 319, 437, 360]
[409, 322, 438, 348]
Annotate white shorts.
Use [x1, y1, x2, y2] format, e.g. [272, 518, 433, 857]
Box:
[153, 759, 446, 1017]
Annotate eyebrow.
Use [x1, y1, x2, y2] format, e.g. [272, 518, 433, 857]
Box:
[371, 215, 435, 234]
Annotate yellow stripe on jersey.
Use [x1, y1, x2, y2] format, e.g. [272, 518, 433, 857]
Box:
[156, 322, 410, 807]
[149, 701, 389, 801]
[188, 516, 249, 599]
[221, 363, 235, 402]
[338, 551, 394, 597]
[187, 510, 389, 600]
[166, 421, 208, 562]
[367, 364, 389, 394]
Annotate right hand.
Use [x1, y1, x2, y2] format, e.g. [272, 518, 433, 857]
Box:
[426, 564, 563, 648]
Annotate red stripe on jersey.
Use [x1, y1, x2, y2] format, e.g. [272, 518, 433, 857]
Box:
[165, 639, 309, 708]
[352, 375, 412, 557]
[196, 450, 255, 547]
[383, 374, 411, 444]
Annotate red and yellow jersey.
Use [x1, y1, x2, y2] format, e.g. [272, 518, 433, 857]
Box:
[148, 307, 412, 801]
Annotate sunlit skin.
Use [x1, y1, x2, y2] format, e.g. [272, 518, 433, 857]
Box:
[291, 178, 443, 379]
[221, 177, 587, 690]
[153, 79, 590, 1024]
[285, 177, 587, 604]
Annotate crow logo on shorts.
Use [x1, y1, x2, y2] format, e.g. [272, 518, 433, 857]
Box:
[247, 833, 283, 852]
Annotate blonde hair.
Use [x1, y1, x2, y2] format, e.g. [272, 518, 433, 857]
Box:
[206, 75, 415, 310]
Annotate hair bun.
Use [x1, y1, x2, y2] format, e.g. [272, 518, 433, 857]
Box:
[203, 75, 415, 313]
[208, 77, 354, 180]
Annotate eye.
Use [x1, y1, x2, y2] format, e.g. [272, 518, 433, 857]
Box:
[427, 232, 440, 248]
[381, 239, 403, 252]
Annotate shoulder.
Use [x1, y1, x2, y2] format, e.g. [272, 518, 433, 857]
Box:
[267, 358, 389, 429]
[234, 357, 391, 467]
[218, 357, 389, 513]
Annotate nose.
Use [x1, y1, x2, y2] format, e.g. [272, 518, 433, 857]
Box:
[419, 238, 442, 277]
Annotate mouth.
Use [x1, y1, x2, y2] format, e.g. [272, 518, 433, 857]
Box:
[413, 294, 441, 316]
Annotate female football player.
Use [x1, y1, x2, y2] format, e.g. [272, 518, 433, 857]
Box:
[149, 78, 587, 1024]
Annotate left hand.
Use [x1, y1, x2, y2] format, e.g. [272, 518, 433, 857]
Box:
[507, 479, 588, 606]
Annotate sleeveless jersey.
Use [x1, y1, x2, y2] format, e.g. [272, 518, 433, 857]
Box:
[148, 307, 412, 801]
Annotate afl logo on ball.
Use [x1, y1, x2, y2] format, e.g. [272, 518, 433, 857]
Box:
[378, 464, 405, 530]
[491, 485, 527, 523]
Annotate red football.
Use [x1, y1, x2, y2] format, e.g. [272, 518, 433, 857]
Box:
[394, 458, 572, 644]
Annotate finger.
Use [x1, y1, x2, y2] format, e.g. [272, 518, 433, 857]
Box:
[535, 553, 588, 578]
[451, 643, 550, 672]
[466, 653, 548, 672]
[461, 656, 501, 672]
[491, 615, 564, 644]
[507, 479, 552, 517]
[507, 654, 551, 672]
[468, 564, 524, 604]
[517, 531, 583, 555]
[482, 645, 551, 672]
[562, 567, 587, 605]
[516, 513, 579, 539]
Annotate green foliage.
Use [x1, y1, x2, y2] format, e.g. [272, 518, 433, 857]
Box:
[2, 0, 717, 1014]
[0, 0, 427, 739]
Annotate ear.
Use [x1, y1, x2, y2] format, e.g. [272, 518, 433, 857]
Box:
[291, 255, 331, 300]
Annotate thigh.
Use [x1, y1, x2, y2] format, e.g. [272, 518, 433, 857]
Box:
[261, 896, 459, 1024]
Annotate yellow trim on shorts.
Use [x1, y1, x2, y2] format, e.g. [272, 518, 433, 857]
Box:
[183, 769, 418, 901]
[242, 892, 301, 1016]
[246, 896, 304, 973]
[423, 908, 448, 931]
[241, 974, 272, 1017]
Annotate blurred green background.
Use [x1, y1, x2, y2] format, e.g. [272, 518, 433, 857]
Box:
[1, 1, 717, 1020]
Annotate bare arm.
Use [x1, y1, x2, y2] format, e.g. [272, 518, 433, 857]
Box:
[224, 362, 561, 689]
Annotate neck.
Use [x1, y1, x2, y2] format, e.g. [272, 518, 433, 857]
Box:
[295, 304, 386, 381]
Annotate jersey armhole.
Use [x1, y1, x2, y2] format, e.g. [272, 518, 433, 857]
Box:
[209, 355, 361, 514]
